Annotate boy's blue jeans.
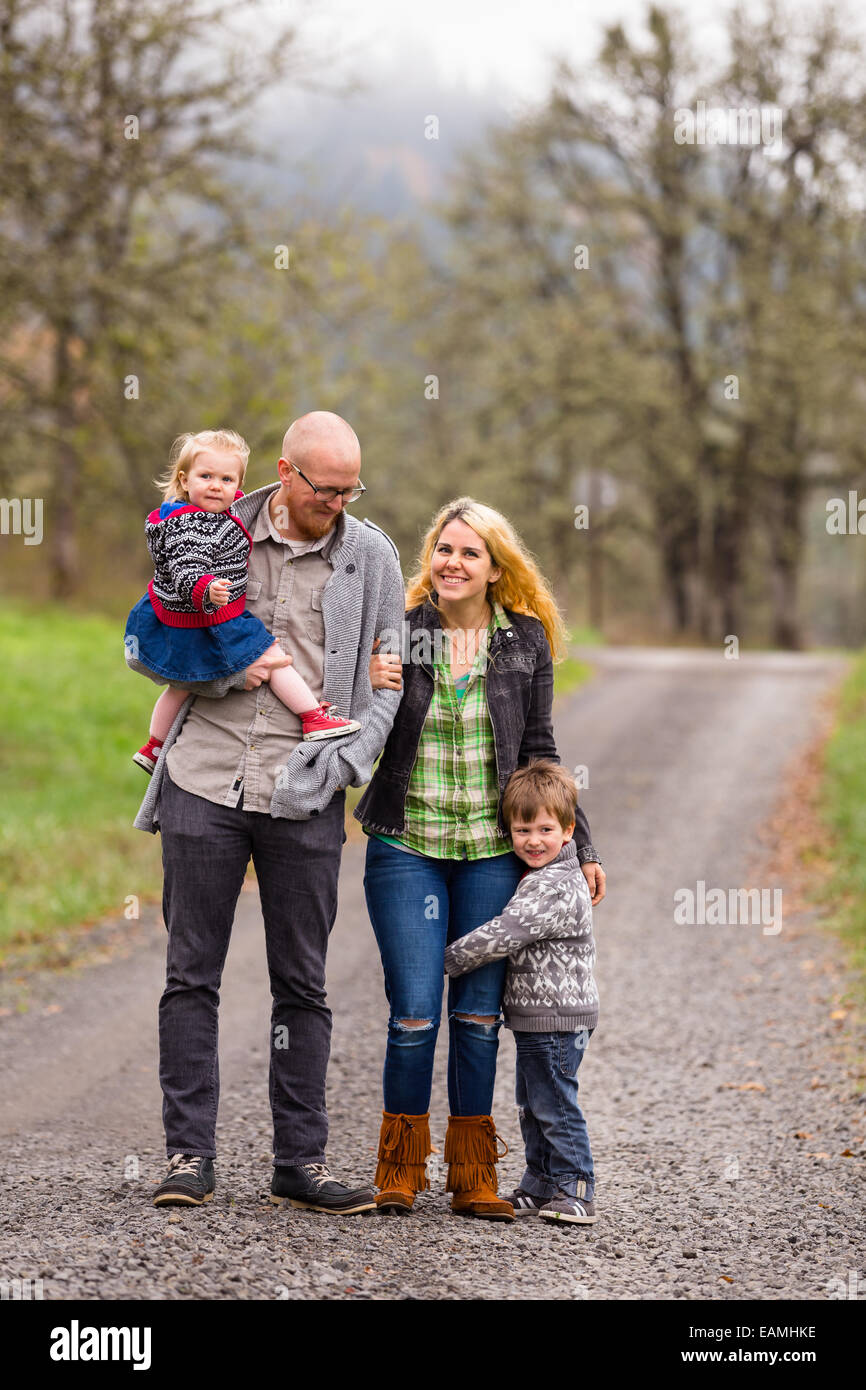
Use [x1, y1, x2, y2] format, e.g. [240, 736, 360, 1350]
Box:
[514, 1028, 596, 1201]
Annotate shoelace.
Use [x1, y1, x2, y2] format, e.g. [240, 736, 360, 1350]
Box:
[381, 1114, 417, 1156]
[167, 1154, 204, 1177]
[479, 1115, 509, 1159]
[302, 1162, 334, 1188]
[318, 703, 345, 721]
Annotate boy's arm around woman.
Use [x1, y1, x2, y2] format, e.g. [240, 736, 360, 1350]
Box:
[443, 844, 593, 979]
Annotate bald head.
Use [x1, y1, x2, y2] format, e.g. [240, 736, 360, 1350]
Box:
[272, 410, 363, 541]
[281, 411, 361, 474]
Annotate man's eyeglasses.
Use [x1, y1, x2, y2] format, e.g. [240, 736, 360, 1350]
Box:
[289, 461, 366, 505]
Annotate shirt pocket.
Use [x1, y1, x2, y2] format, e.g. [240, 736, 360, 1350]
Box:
[490, 652, 534, 675]
[305, 587, 326, 643]
[246, 579, 263, 601]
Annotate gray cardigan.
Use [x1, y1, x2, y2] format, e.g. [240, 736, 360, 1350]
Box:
[130, 482, 405, 833]
[444, 841, 599, 1032]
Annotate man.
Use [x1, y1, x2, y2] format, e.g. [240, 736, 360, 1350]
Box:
[131, 411, 405, 1214]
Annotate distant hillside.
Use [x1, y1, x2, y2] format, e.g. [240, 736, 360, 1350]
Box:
[246, 51, 520, 222]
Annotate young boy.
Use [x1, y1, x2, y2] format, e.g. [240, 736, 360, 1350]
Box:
[444, 760, 599, 1225]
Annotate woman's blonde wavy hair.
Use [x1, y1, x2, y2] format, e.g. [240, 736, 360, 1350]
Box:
[405, 497, 569, 661]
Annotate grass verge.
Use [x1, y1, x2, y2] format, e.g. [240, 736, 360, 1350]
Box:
[0, 606, 164, 959]
[816, 648, 866, 1010]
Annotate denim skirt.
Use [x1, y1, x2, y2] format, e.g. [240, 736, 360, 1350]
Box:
[124, 592, 275, 684]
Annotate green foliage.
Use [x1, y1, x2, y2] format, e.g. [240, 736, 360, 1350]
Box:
[818, 651, 866, 1004]
[433, 4, 866, 646]
[0, 0, 301, 596]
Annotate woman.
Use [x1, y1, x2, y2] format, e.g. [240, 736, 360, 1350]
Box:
[357, 497, 605, 1220]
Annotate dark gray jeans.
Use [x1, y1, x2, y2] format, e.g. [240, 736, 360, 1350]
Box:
[156, 768, 345, 1166]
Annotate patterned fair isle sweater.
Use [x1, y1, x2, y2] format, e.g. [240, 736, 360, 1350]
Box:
[145, 494, 253, 628]
[444, 840, 599, 1032]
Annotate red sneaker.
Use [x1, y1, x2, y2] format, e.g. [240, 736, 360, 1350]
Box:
[133, 735, 164, 774]
[300, 703, 361, 742]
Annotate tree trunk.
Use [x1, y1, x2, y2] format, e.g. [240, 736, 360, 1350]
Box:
[768, 475, 804, 650]
[48, 328, 81, 599]
[586, 469, 603, 630]
[655, 480, 699, 633]
[712, 431, 754, 640]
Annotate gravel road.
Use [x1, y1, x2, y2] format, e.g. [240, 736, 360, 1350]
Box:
[1, 647, 863, 1301]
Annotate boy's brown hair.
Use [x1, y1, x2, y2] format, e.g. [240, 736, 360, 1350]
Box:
[501, 759, 577, 832]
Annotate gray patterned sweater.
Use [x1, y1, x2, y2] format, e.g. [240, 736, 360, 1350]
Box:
[444, 841, 599, 1032]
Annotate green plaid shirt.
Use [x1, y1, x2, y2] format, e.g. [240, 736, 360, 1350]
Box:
[397, 602, 513, 860]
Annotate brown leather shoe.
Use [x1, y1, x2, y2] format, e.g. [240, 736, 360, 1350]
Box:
[374, 1112, 431, 1215]
[445, 1115, 515, 1221]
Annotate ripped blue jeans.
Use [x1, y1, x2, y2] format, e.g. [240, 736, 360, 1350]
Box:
[363, 835, 523, 1115]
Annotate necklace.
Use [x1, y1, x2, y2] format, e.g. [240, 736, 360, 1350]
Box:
[442, 609, 490, 640]
[442, 605, 491, 670]
[440, 600, 491, 633]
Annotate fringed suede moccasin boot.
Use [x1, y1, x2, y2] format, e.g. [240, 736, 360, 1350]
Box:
[444, 1115, 515, 1221]
[375, 1112, 431, 1214]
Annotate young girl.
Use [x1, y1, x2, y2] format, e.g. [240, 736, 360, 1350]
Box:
[124, 428, 360, 773]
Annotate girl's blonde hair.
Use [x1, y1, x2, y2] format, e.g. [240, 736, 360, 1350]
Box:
[405, 496, 569, 661]
[156, 429, 250, 504]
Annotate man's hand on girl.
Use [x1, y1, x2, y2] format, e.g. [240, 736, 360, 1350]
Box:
[243, 643, 292, 690]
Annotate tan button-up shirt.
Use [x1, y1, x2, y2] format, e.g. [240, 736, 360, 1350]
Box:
[166, 498, 342, 812]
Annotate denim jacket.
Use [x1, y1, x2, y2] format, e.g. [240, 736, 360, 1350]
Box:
[353, 600, 600, 863]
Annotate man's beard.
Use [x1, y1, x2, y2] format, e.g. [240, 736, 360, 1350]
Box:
[293, 509, 338, 541]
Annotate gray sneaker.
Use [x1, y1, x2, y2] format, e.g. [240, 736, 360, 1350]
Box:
[506, 1187, 547, 1217]
[538, 1190, 596, 1225]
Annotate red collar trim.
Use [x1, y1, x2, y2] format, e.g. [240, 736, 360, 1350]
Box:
[146, 503, 254, 546]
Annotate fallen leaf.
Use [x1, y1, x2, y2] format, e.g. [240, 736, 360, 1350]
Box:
[840, 1149, 855, 1157]
[805, 1152, 831, 1159]
[720, 1081, 766, 1092]
[719, 1275, 734, 1283]
[793, 1131, 814, 1140]
[830, 1009, 848, 1021]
